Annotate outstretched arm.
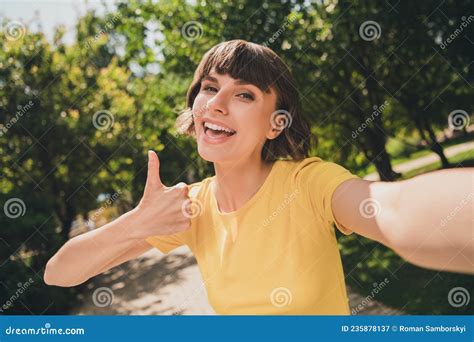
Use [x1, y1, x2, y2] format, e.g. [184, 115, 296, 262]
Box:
[331, 168, 473, 274]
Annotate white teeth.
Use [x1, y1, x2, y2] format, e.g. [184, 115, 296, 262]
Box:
[204, 122, 236, 134]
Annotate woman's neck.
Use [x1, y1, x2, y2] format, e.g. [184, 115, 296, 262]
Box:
[213, 156, 274, 213]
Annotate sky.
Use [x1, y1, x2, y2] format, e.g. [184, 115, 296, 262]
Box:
[0, 0, 117, 44]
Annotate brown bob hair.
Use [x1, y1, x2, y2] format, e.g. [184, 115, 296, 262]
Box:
[175, 39, 311, 161]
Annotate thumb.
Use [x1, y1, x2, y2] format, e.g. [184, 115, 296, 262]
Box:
[144, 150, 164, 193]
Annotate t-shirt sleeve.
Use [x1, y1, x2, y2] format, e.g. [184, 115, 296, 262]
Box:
[298, 158, 360, 235]
[145, 232, 185, 254]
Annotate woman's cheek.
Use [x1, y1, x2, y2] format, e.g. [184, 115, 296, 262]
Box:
[192, 97, 207, 118]
[244, 108, 269, 141]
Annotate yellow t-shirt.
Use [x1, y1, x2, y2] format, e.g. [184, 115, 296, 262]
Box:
[145, 157, 360, 315]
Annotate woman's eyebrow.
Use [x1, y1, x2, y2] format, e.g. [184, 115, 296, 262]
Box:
[202, 75, 262, 92]
[234, 79, 263, 92]
[234, 79, 254, 86]
[202, 75, 218, 83]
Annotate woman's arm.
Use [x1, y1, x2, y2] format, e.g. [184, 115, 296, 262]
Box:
[44, 210, 151, 287]
[44, 151, 192, 287]
[331, 168, 473, 274]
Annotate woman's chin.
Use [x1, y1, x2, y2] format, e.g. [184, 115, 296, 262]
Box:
[197, 145, 234, 163]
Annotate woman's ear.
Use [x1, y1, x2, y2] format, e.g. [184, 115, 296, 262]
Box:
[266, 127, 283, 140]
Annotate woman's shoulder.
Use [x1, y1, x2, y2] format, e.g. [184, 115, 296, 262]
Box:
[278, 156, 356, 182]
[278, 156, 328, 174]
[187, 176, 215, 200]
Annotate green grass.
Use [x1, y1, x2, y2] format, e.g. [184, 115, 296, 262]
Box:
[402, 149, 474, 179]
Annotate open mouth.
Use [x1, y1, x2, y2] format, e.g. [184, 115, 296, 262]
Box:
[203, 122, 237, 138]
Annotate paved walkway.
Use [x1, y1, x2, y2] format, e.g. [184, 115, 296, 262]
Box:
[364, 141, 474, 181]
[74, 247, 213, 315]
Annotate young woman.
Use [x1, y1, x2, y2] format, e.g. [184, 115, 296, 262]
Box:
[44, 40, 473, 315]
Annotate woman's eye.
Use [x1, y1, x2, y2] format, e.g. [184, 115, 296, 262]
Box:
[201, 85, 253, 100]
[238, 93, 254, 100]
[202, 85, 218, 92]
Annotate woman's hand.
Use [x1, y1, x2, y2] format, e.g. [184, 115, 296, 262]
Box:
[44, 151, 192, 287]
[131, 150, 192, 239]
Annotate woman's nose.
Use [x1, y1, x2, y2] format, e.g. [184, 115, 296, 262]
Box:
[207, 93, 228, 115]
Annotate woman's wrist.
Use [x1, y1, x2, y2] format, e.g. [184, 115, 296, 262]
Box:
[112, 207, 150, 242]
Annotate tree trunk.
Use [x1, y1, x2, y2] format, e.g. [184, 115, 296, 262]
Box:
[61, 215, 75, 241]
[348, 91, 399, 181]
[371, 144, 401, 181]
[356, 130, 399, 181]
[60, 203, 76, 241]
[423, 120, 451, 168]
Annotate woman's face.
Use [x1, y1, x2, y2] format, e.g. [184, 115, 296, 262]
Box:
[192, 71, 279, 164]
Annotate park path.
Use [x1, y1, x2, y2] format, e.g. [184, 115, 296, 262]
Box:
[74, 246, 213, 315]
[364, 140, 474, 181]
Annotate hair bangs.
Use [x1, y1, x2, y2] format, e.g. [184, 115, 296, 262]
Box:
[200, 41, 278, 93]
